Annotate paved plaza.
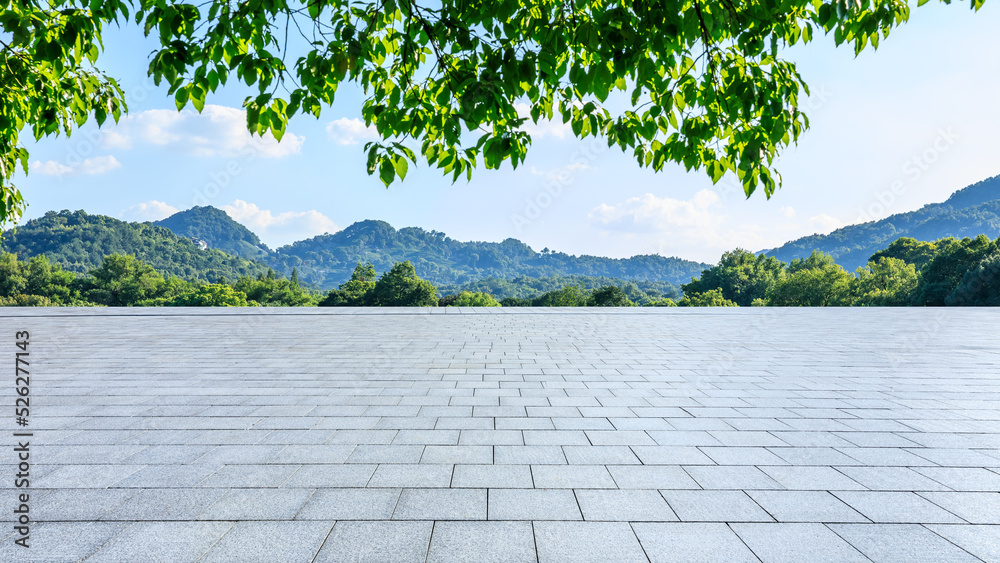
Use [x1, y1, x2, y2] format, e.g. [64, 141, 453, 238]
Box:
[1, 307, 999, 562]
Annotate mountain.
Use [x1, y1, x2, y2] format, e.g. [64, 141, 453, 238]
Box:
[265, 219, 710, 289]
[154, 206, 270, 259]
[764, 175, 1000, 270]
[1, 210, 270, 282]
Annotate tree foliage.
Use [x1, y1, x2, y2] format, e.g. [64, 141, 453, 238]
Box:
[586, 285, 633, 306]
[1, 210, 270, 281]
[170, 283, 249, 306]
[681, 248, 783, 306]
[765, 175, 1000, 271]
[677, 288, 737, 307]
[4, 0, 986, 225]
[912, 235, 997, 306]
[849, 256, 917, 306]
[447, 290, 501, 307]
[321, 260, 437, 306]
[767, 257, 851, 306]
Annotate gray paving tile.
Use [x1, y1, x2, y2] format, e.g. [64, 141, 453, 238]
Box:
[420, 445, 492, 464]
[660, 490, 774, 522]
[919, 492, 1000, 524]
[34, 465, 143, 489]
[732, 523, 868, 563]
[84, 521, 235, 563]
[0, 522, 127, 562]
[393, 488, 487, 520]
[928, 524, 1000, 562]
[270, 445, 356, 463]
[282, 464, 376, 487]
[531, 465, 617, 488]
[836, 466, 953, 491]
[198, 464, 300, 488]
[759, 466, 866, 490]
[829, 524, 980, 563]
[747, 491, 868, 523]
[908, 448, 1000, 467]
[488, 489, 583, 520]
[199, 488, 314, 520]
[427, 521, 535, 563]
[913, 467, 1000, 491]
[101, 488, 228, 521]
[632, 446, 715, 465]
[837, 447, 938, 466]
[346, 445, 425, 464]
[34, 489, 138, 521]
[200, 521, 333, 563]
[564, 445, 642, 464]
[832, 491, 964, 524]
[682, 466, 783, 490]
[368, 464, 454, 487]
[576, 489, 678, 521]
[495, 445, 566, 464]
[296, 488, 401, 520]
[607, 465, 701, 490]
[534, 521, 649, 563]
[10, 308, 1000, 561]
[452, 464, 533, 488]
[701, 447, 789, 465]
[633, 522, 760, 563]
[314, 521, 432, 563]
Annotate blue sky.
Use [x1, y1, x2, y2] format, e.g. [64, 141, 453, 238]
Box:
[13, 2, 1000, 262]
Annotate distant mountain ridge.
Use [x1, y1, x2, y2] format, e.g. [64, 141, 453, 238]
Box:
[764, 175, 1000, 270]
[0, 210, 270, 282]
[265, 219, 710, 289]
[154, 206, 270, 259]
[4, 173, 998, 290]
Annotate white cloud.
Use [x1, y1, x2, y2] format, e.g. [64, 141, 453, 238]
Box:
[514, 102, 571, 139]
[120, 200, 180, 222]
[809, 213, 843, 234]
[220, 200, 339, 247]
[326, 118, 381, 145]
[102, 105, 303, 158]
[589, 190, 787, 262]
[31, 155, 121, 177]
[779, 206, 796, 219]
[590, 190, 724, 233]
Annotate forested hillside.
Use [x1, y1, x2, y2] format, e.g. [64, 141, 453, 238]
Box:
[437, 275, 681, 303]
[0, 210, 270, 282]
[765, 175, 1000, 269]
[266, 219, 708, 288]
[154, 206, 270, 259]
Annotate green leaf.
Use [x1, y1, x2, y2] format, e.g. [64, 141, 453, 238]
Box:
[392, 155, 408, 180]
[379, 158, 395, 186]
[174, 87, 189, 110]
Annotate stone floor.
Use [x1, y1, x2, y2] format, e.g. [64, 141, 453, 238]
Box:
[1, 307, 998, 562]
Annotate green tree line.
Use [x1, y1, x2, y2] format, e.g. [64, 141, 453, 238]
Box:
[680, 235, 1000, 307]
[2, 234, 998, 307]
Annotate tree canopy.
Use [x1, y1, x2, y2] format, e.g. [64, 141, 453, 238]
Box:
[2, 0, 987, 224]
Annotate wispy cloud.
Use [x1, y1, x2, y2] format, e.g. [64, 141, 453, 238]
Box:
[589, 190, 786, 262]
[514, 102, 572, 139]
[101, 105, 303, 158]
[220, 200, 339, 247]
[326, 118, 381, 145]
[809, 213, 843, 234]
[120, 200, 180, 222]
[31, 155, 121, 177]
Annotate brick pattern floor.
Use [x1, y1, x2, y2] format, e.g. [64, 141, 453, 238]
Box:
[0, 308, 998, 562]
